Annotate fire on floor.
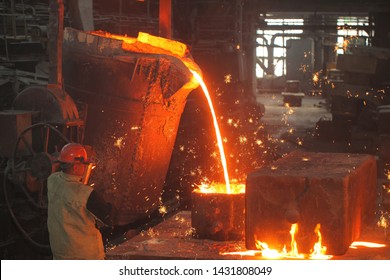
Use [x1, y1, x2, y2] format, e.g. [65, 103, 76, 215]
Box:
[105, 211, 390, 260]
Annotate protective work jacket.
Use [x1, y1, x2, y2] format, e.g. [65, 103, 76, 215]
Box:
[47, 172, 105, 260]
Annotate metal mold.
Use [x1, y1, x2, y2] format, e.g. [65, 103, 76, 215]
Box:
[246, 151, 377, 255]
[191, 191, 245, 241]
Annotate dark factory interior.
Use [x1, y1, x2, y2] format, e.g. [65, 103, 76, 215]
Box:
[1, 0, 390, 260]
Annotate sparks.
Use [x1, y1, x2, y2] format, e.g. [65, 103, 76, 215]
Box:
[114, 137, 125, 149]
[224, 74, 232, 84]
[158, 205, 167, 216]
[312, 72, 319, 84]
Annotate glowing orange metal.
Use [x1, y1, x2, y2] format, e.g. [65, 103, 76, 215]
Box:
[92, 31, 233, 193]
[191, 70, 231, 194]
[194, 182, 244, 194]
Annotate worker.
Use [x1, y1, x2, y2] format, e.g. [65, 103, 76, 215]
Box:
[47, 143, 116, 260]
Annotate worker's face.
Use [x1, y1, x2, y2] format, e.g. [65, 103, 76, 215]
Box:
[71, 161, 95, 185]
[72, 162, 86, 177]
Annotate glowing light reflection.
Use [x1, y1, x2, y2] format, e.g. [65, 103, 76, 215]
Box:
[350, 241, 386, 249]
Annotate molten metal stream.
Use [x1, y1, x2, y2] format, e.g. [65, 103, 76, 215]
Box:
[191, 70, 231, 194]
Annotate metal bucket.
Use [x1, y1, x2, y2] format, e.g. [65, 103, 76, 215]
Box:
[62, 28, 200, 225]
[191, 191, 245, 241]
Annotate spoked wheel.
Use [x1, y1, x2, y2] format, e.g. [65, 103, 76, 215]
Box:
[3, 123, 70, 249]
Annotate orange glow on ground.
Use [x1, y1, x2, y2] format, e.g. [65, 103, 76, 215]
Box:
[221, 250, 261, 257]
[350, 241, 386, 249]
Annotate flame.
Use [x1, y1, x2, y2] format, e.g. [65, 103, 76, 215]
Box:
[256, 242, 286, 259]
[222, 223, 332, 259]
[191, 70, 231, 193]
[289, 224, 300, 257]
[310, 224, 329, 259]
[255, 224, 305, 259]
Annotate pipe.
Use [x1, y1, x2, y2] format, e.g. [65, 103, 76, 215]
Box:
[159, 0, 172, 38]
[56, 0, 64, 87]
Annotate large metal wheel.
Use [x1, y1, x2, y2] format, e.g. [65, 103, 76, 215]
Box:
[3, 123, 70, 249]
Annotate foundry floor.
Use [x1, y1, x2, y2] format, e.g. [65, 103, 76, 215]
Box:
[106, 211, 390, 260]
[106, 93, 390, 260]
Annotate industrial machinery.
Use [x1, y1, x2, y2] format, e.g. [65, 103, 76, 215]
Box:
[0, 88, 82, 258]
[0, 1, 200, 258]
[0, 0, 85, 258]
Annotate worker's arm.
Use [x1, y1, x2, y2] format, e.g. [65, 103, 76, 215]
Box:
[86, 190, 117, 226]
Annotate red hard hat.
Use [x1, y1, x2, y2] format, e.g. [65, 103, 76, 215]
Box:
[58, 143, 88, 164]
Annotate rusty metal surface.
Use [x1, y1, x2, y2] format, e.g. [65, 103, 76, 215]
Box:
[246, 151, 377, 255]
[191, 191, 245, 241]
[62, 28, 199, 225]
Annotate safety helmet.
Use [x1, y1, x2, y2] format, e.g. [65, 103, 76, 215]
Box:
[58, 143, 88, 164]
